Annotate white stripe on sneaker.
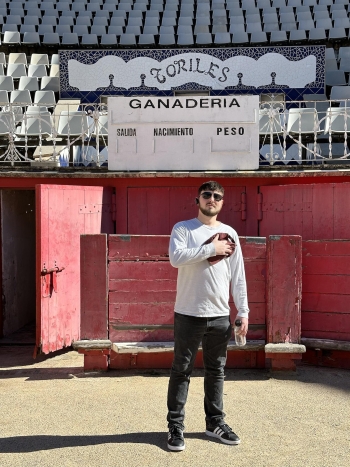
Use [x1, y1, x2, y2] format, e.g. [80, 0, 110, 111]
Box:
[214, 427, 224, 437]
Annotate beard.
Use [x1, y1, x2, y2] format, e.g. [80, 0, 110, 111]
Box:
[199, 204, 222, 217]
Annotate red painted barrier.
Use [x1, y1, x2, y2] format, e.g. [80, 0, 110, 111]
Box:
[265, 236, 303, 370]
[79, 235, 350, 371]
[301, 240, 350, 369]
[267, 236, 302, 344]
[80, 234, 108, 340]
[106, 235, 268, 370]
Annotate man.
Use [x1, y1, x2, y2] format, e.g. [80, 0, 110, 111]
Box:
[167, 180, 249, 451]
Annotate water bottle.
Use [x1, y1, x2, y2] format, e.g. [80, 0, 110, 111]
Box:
[234, 319, 246, 347]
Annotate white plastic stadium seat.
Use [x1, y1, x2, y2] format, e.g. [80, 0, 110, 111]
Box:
[0, 76, 15, 92]
[0, 111, 16, 136]
[324, 107, 350, 134]
[16, 106, 52, 138]
[30, 54, 50, 66]
[7, 64, 27, 79]
[33, 90, 56, 107]
[18, 77, 39, 91]
[8, 53, 28, 66]
[40, 77, 59, 92]
[10, 90, 33, 106]
[22, 32, 41, 45]
[259, 109, 285, 135]
[0, 90, 9, 106]
[56, 111, 90, 137]
[82, 34, 100, 46]
[50, 54, 59, 65]
[286, 108, 321, 134]
[49, 64, 59, 78]
[28, 64, 48, 78]
[330, 86, 350, 101]
[3, 31, 21, 45]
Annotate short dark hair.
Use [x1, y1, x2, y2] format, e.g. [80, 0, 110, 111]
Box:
[198, 181, 224, 197]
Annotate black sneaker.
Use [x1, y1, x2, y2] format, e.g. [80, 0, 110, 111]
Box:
[205, 423, 241, 445]
[167, 425, 185, 451]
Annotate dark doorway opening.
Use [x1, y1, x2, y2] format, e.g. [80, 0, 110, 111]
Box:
[0, 190, 36, 345]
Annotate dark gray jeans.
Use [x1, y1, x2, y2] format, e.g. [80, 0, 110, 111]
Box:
[167, 312, 232, 430]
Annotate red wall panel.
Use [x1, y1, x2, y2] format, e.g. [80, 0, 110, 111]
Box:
[108, 235, 267, 343]
[260, 183, 350, 240]
[127, 186, 247, 236]
[302, 240, 350, 341]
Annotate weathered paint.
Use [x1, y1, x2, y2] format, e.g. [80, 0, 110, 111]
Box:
[259, 183, 350, 240]
[36, 185, 113, 354]
[79, 234, 350, 370]
[302, 240, 350, 342]
[266, 235, 302, 344]
[106, 234, 268, 369]
[2, 170, 350, 367]
[1, 170, 350, 239]
[108, 234, 170, 261]
[127, 186, 247, 235]
[77, 348, 109, 372]
[80, 234, 108, 340]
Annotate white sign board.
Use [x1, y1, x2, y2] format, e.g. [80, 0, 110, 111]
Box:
[108, 95, 259, 171]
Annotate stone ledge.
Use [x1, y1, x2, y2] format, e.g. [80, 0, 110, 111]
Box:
[72, 339, 112, 350]
[265, 343, 306, 354]
[112, 339, 266, 354]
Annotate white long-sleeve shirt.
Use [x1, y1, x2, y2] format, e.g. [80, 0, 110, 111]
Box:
[169, 218, 249, 318]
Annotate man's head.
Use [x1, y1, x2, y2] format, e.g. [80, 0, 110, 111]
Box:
[196, 181, 224, 218]
[197, 181, 224, 198]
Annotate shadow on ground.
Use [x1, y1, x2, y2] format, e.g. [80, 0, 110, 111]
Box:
[0, 346, 74, 368]
[0, 432, 207, 453]
[0, 346, 349, 393]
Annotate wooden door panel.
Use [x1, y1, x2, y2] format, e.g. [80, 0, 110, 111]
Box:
[128, 186, 246, 235]
[36, 185, 113, 354]
[260, 183, 350, 240]
[283, 185, 303, 235]
[301, 185, 313, 239]
[169, 187, 197, 230]
[260, 185, 285, 237]
[334, 184, 350, 239]
[312, 184, 334, 240]
[218, 187, 245, 232]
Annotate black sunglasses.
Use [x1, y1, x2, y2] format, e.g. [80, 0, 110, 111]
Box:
[200, 191, 224, 202]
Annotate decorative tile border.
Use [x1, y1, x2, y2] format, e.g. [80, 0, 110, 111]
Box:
[59, 46, 325, 103]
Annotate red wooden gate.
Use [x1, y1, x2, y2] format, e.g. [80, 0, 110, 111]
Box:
[36, 185, 114, 354]
[106, 235, 267, 369]
[78, 234, 304, 371]
[127, 186, 247, 235]
[259, 183, 350, 240]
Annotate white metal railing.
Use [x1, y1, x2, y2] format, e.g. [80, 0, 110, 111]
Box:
[1, 101, 350, 167]
[0, 103, 108, 167]
[259, 99, 350, 165]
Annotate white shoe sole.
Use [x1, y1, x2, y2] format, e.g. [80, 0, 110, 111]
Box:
[205, 430, 241, 445]
[167, 442, 185, 451]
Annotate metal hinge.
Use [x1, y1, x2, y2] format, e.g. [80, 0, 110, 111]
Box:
[241, 192, 247, 221]
[257, 192, 263, 221]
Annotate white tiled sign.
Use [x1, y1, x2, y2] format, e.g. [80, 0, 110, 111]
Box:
[108, 95, 259, 171]
[68, 52, 316, 91]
